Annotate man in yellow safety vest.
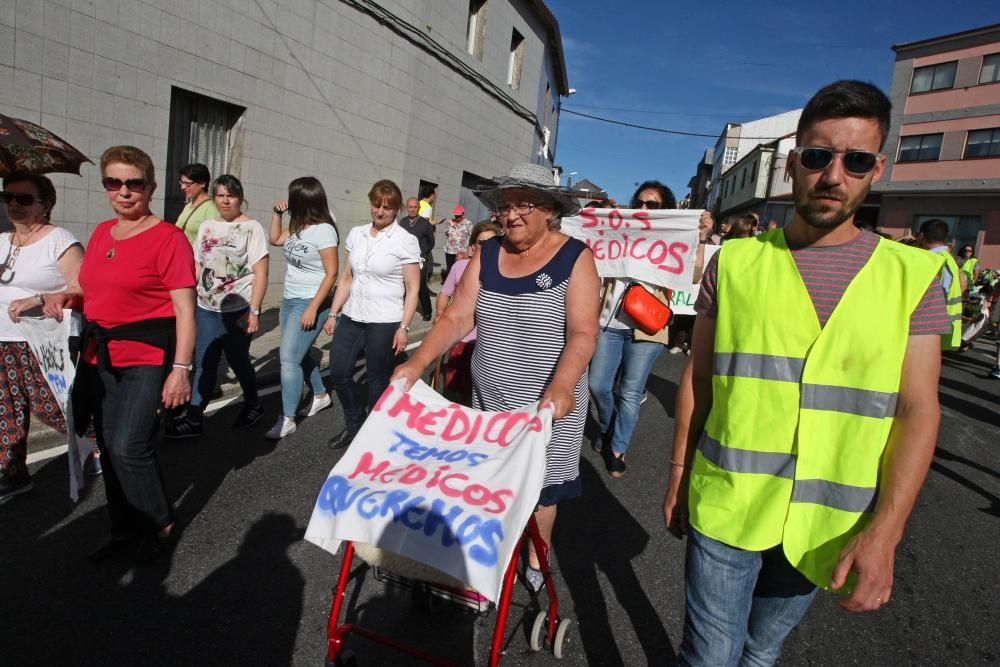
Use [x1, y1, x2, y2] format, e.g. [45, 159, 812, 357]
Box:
[663, 80, 951, 666]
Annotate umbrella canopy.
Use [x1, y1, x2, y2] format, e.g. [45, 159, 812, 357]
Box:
[0, 114, 92, 177]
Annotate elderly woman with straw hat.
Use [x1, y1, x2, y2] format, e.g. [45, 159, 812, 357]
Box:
[393, 163, 600, 591]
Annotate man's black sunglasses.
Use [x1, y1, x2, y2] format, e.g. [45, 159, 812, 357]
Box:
[793, 147, 881, 175]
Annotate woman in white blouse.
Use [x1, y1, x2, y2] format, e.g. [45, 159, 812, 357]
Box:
[323, 179, 420, 449]
[1, 172, 83, 502]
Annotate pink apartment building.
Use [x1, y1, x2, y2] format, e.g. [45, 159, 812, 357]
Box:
[877, 23, 1000, 269]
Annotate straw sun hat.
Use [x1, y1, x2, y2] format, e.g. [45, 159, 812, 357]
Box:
[473, 163, 582, 217]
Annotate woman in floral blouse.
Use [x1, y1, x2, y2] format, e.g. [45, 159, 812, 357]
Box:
[166, 174, 269, 438]
[443, 205, 473, 279]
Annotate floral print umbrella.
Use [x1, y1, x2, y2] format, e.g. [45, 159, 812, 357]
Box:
[0, 114, 92, 176]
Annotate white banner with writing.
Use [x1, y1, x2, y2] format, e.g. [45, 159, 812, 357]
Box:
[305, 379, 551, 602]
[18, 312, 94, 502]
[561, 208, 702, 291]
[671, 244, 721, 315]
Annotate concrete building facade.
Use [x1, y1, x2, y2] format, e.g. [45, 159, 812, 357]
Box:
[876, 23, 1000, 268]
[1, 0, 569, 298]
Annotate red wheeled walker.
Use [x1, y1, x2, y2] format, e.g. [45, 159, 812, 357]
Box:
[325, 515, 572, 666]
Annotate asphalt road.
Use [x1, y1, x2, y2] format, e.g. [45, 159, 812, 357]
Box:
[3, 336, 998, 666]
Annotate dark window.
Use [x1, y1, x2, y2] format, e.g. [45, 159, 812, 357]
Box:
[910, 61, 957, 93]
[739, 168, 745, 189]
[980, 53, 1000, 84]
[898, 134, 943, 162]
[165, 88, 245, 222]
[507, 29, 524, 90]
[750, 160, 757, 182]
[965, 128, 1000, 158]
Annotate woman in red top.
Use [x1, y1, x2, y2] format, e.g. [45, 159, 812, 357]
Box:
[69, 146, 196, 563]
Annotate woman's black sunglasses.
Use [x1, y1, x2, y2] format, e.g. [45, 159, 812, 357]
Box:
[0, 192, 43, 206]
[101, 177, 147, 193]
[793, 147, 881, 175]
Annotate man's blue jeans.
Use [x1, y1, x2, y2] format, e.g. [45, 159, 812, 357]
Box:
[679, 529, 818, 667]
[278, 297, 330, 418]
[588, 327, 664, 455]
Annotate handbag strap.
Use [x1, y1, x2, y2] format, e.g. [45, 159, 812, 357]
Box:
[177, 197, 210, 233]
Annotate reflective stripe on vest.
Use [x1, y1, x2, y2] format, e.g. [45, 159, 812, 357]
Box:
[698, 434, 878, 513]
[715, 352, 899, 417]
[690, 230, 944, 592]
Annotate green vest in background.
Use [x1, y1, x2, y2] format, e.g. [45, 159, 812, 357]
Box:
[689, 230, 944, 592]
[939, 252, 963, 350]
[960, 257, 978, 286]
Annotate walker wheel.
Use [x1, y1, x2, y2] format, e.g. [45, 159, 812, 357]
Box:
[529, 611, 548, 651]
[553, 618, 572, 659]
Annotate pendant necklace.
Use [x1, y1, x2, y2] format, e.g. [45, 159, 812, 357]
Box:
[0, 225, 42, 284]
[107, 214, 150, 259]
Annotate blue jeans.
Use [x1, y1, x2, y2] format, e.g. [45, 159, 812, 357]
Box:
[588, 327, 664, 455]
[329, 315, 399, 433]
[189, 307, 258, 419]
[279, 297, 331, 418]
[679, 529, 818, 667]
[84, 364, 173, 537]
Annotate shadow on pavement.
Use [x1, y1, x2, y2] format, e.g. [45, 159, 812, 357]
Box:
[0, 398, 298, 665]
[553, 457, 677, 666]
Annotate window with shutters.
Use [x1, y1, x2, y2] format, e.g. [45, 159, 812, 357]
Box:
[165, 88, 246, 223]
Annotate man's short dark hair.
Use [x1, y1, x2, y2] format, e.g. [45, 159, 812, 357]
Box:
[797, 80, 892, 150]
[418, 183, 437, 200]
[919, 218, 949, 244]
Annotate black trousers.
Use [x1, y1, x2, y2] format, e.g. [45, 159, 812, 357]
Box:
[419, 253, 433, 317]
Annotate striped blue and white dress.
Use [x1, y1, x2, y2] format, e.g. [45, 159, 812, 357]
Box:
[471, 236, 588, 506]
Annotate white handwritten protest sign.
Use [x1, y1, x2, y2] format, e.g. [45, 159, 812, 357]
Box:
[671, 244, 721, 315]
[18, 312, 94, 502]
[562, 208, 702, 291]
[305, 379, 551, 602]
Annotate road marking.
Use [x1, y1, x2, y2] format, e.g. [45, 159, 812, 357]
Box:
[27, 445, 67, 464]
[27, 337, 429, 462]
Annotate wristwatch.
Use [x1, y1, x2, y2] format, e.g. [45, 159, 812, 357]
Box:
[172, 362, 193, 372]
[36, 293, 46, 306]
[400, 323, 411, 332]
[250, 308, 261, 316]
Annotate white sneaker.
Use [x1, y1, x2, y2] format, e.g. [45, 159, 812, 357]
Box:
[265, 416, 297, 440]
[297, 393, 332, 417]
[669, 346, 682, 354]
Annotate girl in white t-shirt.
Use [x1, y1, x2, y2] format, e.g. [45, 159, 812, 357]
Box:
[1, 172, 84, 503]
[165, 175, 269, 438]
[266, 177, 340, 439]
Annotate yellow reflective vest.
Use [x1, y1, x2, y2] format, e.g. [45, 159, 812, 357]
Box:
[960, 257, 978, 286]
[937, 250, 963, 350]
[689, 230, 944, 592]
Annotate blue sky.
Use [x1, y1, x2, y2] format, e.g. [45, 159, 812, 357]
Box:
[547, 0, 999, 204]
